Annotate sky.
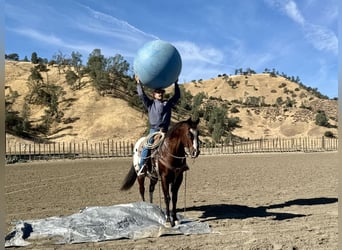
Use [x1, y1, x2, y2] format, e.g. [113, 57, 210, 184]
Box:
[5, 0, 339, 98]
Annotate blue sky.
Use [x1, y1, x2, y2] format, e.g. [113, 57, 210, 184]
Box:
[5, 0, 338, 98]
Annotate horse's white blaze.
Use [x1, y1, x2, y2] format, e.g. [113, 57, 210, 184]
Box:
[190, 128, 199, 155]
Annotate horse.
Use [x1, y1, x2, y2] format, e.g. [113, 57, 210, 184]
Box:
[120, 117, 200, 227]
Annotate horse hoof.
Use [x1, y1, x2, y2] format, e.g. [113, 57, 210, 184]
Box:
[164, 221, 173, 228]
[174, 220, 180, 226]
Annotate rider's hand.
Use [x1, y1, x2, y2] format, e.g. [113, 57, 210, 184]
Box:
[134, 75, 140, 84]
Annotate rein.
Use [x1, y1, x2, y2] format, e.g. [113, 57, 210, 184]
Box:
[158, 140, 190, 160]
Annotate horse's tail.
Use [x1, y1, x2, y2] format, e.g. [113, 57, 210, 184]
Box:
[120, 164, 137, 191]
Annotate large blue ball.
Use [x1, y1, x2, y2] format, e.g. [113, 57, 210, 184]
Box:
[133, 40, 182, 89]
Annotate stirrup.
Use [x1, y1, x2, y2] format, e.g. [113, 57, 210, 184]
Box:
[147, 170, 158, 180]
[137, 163, 146, 176]
[147, 163, 158, 180]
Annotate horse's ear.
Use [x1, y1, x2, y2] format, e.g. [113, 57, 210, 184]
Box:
[188, 117, 199, 125]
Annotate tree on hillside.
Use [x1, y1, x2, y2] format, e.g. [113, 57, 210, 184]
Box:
[52, 50, 68, 75]
[106, 54, 130, 90]
[24, 63, 66, 135]
[5, 87, 32, 136]
[29, 67, 43, 83]
[65, 70, 79, 90]
[207, 106, 227, 142]
[5, 53, 19, 61]
[35, 62, 50, 82]
[86, 49, 110, 92]
[69, 51, 84, 89]
[177, 85, 193, 112]
[107, 54, 129, 76]
[31, 52, 38, 64]
[71, 51, 83, 70]
[190, 92, 206, 120]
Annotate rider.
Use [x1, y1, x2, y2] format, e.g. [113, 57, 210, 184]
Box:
[135, 75, 180, 174]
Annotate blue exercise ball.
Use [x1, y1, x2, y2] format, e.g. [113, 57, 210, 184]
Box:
[133, 40, 182, 89]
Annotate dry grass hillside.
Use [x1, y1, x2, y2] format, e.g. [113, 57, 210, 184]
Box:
[182, 74, 337, 139]
[5, 61, 338, 144]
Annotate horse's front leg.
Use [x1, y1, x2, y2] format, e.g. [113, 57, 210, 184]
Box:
[171, 173, 183, 226]
[161, 176, 173, 227]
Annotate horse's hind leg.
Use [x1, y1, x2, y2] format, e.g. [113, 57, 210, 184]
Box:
[149, 178, 158, 203]
[137, 176, 145, 201]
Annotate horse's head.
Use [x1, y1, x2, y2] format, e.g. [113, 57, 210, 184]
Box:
[165, 117, 201, 159]
[182, 117, 201, 158]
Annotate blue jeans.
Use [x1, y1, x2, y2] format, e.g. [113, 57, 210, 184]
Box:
[139, 128, 159, 169]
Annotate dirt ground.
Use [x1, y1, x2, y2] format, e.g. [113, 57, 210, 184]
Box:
[5, 152, 338, 250]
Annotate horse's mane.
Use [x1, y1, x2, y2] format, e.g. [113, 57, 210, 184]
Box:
[166, 120, 188, 138]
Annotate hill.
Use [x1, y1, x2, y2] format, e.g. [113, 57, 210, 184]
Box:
[181, 74, 337, 139]
[5, 61, 338, 144]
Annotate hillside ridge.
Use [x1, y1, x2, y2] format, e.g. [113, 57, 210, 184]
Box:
[5, 61, 338, 144]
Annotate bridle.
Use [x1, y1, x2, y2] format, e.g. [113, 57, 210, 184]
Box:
[157, 125, 200, 162]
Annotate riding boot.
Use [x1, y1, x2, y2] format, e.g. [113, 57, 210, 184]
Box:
[147, 157, 158, 180]
[138, 147, 149, 175]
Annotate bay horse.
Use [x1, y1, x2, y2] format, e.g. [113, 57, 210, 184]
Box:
[120, 117, 200, 227]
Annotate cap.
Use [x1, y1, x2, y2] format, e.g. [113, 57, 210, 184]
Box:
[153, 88, 165, 94]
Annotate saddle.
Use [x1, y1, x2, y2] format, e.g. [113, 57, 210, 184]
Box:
[136, 132, 165, 179]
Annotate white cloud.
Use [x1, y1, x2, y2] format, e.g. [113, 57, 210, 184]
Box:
[173, 41, 224, 65]
[11, 28, 64, 46]
[9, 27, 111, 57]
[167, 41, 228, 82]
[303, 24, 338, 55]
[78, 5, 158, 43]
[265, 0, 337, 54]
[283, 0, 305, 25]
[264, 0, 304, 25]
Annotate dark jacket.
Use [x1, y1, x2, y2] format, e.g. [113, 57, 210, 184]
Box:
[137, 83, 180, 131]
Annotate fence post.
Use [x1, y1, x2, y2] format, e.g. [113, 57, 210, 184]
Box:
[28, 144, 31, 161]
[112, 140, 114, 157]
[86, 140, 89, 157]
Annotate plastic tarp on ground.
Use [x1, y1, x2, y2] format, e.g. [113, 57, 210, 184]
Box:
[5, 202, 211, 247]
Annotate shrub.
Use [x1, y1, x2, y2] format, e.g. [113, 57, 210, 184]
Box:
[230, 106, 239, 113]
[324, 131, 335, 138]
[278, 82, 286, 88]
[315, 111, 329, 127]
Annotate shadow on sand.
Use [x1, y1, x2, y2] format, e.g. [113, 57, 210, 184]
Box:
[185, 197, 337, 221]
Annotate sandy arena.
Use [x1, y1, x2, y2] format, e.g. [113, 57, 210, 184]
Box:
[5, 152, 338, 249]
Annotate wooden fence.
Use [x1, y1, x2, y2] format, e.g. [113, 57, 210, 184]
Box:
[5, 140, 135, 162]
[200, 136, 338, 155]
[5, 136, 338, 163]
